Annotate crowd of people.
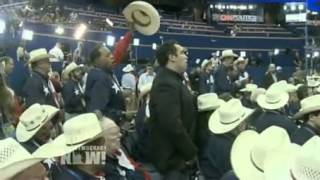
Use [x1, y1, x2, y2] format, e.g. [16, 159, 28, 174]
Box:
[1, 1, 320, 180]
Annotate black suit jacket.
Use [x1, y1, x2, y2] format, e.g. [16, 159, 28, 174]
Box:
[148, 67, 198, 173]
[263, 72, 277, 89]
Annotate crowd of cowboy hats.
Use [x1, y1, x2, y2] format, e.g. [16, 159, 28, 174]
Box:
[196, 78, 320, 180]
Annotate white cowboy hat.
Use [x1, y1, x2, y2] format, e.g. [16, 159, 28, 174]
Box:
[293, 94, 320, 119]
[201, 59, 211, 69]
[29, 48, 54, 64]
[221, 49, 238, 59]
[256, 88, 289, 110]
[64, 62, 81, 76]
[264, 136, 320, 180]
[240, 84, 258, 92]
[33, 113, 103, 158]
[123, 1, 160, 36]
[250, 88, 266, 103]
[16, 103, 59, 143]
[208, 98, 253, 134]
[231, 126, 291, 180]
[122, 64, 134, 73]
[197, 93, 225, 112]
[0, 138, 46, 179]
[269, 80, 297, 93]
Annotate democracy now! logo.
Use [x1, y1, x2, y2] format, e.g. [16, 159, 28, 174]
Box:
[60, 145, 108, 165]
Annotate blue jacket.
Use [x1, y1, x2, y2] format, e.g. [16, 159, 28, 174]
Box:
[199, 133, 235, 180]
[22, 71, 57, 107]
[252, 110, 297, 136]
[85, 68, 126, 123]
[214, 65, 238, 95]
[199, 72, 215, 94]
[62, 80, 86, 113]
[291, 123, 318, 145]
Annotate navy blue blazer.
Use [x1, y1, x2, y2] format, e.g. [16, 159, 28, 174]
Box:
[199, 72, 215, 94]
[252, 111, 297, 136]
[85, 68, 126, 123]
[291, 123, 318, 145]
[199, 133, 235, 180]
[214, 65, 238, 95]
[22, 71, 57, 107]
[62, 80, 85, 114]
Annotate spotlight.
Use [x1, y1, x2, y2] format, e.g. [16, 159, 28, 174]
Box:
[248, 5, 254, 10]
[283, 5, 287, 11]
[19, 21, 23, 28]
[152, 43, 157, 50]
[106, 18, 114, 27]
[210, 4, 213, 9]
[216, 50, 220, 57]
[290, 5, 296, 11]
[55, 26, 64, 35]
[313, 51, 319, 57]
[133, 38, 140, 46]
[240, 51, 246, 57]
[0, 19, 5, 34]
[274, 49, 280, 55]
[74, 24, 87, 40]
[306, 54, 311, 58]
[298, 4, 304, 11]
[120, 36, 124, 40]
[106, 35, 115, 46]
[22, 29, 33, 40]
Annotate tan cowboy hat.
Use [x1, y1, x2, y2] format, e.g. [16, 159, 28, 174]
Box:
[122, 64, 135, 73]
[0, 138, 49, 179]
[64, 62, 81, 76]
[16, 103, 59, 142]
[221, 49, 238, 59]
[29, 48, 54, 64]
[264, 136, 320, 180]
[208, 98, 253, 134]
[293, 94, 320, 119]
[240, 83, 258, 92]
[231, 126, 292, 180]
[123, 1, 160, 36]
[234, 56, 248, 65]
[33, 113, 103, 158]
[197, 93, 225, 112]
[256, 88, 289, 110]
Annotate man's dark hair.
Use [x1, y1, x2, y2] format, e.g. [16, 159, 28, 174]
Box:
[89, 45, 103, 65]
[156, 41, 178, 67]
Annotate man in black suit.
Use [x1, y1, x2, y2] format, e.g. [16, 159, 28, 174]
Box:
[148, 42, 198, 179]
[263, 63, 278, 89]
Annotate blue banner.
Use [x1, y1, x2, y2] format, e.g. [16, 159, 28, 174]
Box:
[308, 0, 320, 11]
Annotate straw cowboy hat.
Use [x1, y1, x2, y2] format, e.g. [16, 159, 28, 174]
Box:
[16, 103, 59, 143]
[197, 93, 225, 112]
[250, 88, 266, 103]
[122, 64, 135, 73]
[293, 94, 320, 119]
[123, 1, 160, 36]
[231, 126, 292, 180]
[201, 59, 211, 69]
[240, 83, 258, 92]
[64, 62, 81, 76]
[208, 98, 254, 134]
[269, 80, 297, 93]
[0, 138, 48, 179]
[256, 87, 289, 110]
[33, 113, 103, 158]
[264, 136, 320, 180]
[29, 48, 54, 64]
[221, 49, 238, 59]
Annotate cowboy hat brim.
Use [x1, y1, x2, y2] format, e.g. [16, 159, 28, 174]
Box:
[65, 64, 81, 76]
[123, 66, 134, 73]
[293, 106, 320, 120]
[198, 99, 225, 112]
[208, 107, 254, 134]
[29, 54, 55, 64]
[123, 1, 160, 36]
[256, 92, 289, 110]
[231, 130, 264, 180]
[16, 105, 59, 143]
[263, 144, 300, 180]
[2, 158, 43, 180]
